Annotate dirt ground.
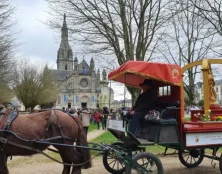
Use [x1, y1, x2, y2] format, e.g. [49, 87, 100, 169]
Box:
[5, 129, 222, 174]
[8, 155, 221, 174]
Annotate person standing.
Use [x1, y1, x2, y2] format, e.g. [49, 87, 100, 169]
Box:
[94, 110, 101, 130]
[102, 107, 109, 130]
[79, 107, 90, 136]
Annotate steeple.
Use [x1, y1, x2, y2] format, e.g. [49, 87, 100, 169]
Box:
[57, 13, 74, 71]
[97, 69, 100, 80]
[61, 13, 68, 42]
[74, 56, 78, 71]
[90, 57, 95, 76]
[90, 57, 95, 70]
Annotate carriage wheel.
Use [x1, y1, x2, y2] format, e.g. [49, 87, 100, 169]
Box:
[219, 153, 222, 173]
[125, 152, 164, 174]
[178, 149, 204, 168]
[103, 142, 126, 174]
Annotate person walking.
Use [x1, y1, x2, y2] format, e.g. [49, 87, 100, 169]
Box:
[68, 108, 78, 117]
[94, 110, 101, 130]
[79, 107, 90, 136]
[101, 107, 109, 130]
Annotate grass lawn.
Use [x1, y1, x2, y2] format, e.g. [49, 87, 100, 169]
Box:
[90, 131, 117, 144]
[88, 123, 97, 132]
[185, 117, 191, 121]
[90, 131, 175, 155]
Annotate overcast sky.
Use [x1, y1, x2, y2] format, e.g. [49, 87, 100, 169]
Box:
[11, 0, 131, 100]
[11, 0, 58, 68]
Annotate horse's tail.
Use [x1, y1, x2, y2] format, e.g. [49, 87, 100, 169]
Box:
[71, 116, 92, 169]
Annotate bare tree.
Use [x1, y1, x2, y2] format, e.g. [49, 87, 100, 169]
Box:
[46, 0, 171, 104]
[12, 60, 59, 110]
[158, 0, 219, 104]
[0, 0, 16, 104]
[0, 83, 13, 103]
[191, 0, 222, 36]
[38, 65, 59, 108]
[0, 0, 16, 83]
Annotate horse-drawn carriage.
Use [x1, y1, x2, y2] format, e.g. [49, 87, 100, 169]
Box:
[104, 59, 222, 173]
[1, 59, 222, 174]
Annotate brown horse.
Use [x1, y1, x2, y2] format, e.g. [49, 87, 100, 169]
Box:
[0, 106, 92, 174]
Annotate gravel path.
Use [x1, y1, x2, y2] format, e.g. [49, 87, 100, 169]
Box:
[7, 129, 222, 174]
[8, 155, 221, 174]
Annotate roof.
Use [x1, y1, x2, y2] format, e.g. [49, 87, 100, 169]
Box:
[112, 99, 132, 104]
[50, 69, 73, 81]
[108, 60, 181, 87]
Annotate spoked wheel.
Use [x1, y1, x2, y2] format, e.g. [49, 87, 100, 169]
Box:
[178, 149, 204, 168]
[103, 142, 126, 174]
[125, 152, 164, 174]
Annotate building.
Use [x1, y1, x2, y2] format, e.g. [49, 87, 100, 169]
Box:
[111, 99, 132, 110]
[51, 14, 114, 109]
[195, 80, 222, 105]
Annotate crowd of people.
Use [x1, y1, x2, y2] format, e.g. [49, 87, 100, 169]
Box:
[62, 106, 112, 137]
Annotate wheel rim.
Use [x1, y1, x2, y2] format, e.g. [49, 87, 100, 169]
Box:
[181, 150, 202, 165]
[130, 156, 159, 174]
[107, 152, 125, 170]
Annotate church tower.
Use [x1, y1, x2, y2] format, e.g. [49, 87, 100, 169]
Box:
[57, 14, 73, 71]
[90, 57, 95, 75]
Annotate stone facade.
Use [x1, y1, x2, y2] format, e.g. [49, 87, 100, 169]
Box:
[195, 80, 222, 105]
[52, 14, 114, 109]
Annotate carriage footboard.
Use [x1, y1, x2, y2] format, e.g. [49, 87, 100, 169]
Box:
[135, 119, 180, 145]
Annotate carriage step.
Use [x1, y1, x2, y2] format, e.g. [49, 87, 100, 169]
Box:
[136, 138, 155, 145]
[127, 132, 155, 145]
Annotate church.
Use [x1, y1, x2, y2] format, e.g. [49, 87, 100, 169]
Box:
[51, 14, 114, 110]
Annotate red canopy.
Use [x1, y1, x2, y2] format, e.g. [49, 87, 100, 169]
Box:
[108, 61, 181, 88]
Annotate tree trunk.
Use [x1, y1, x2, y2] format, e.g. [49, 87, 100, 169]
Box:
[126, 86, 141, 106]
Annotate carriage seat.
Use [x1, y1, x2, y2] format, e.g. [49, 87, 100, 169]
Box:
[135, 118, 179, 144]
[134, 101, 180, 144]
[155, 101, 180, 109]
[155, 101, 180, 120]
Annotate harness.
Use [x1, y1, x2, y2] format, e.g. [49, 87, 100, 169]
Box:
[0, 109, 93, 167]
[3, 111, 19, 131]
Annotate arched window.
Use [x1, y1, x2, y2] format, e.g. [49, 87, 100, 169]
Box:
[65, 64, 68, 70]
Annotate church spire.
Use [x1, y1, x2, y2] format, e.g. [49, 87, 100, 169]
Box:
[57, 13, 74, 70]
[61, 13, 68, 43]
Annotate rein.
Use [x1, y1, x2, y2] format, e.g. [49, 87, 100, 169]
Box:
[0, 109, 94, 167]
[0, 131, 104, 167]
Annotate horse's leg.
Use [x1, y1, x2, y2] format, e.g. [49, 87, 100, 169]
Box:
[0, 145, 9, 174]
[70, 149, 82, 174]
[56, 146, 72, 174]
[56, 146, 82, 174]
